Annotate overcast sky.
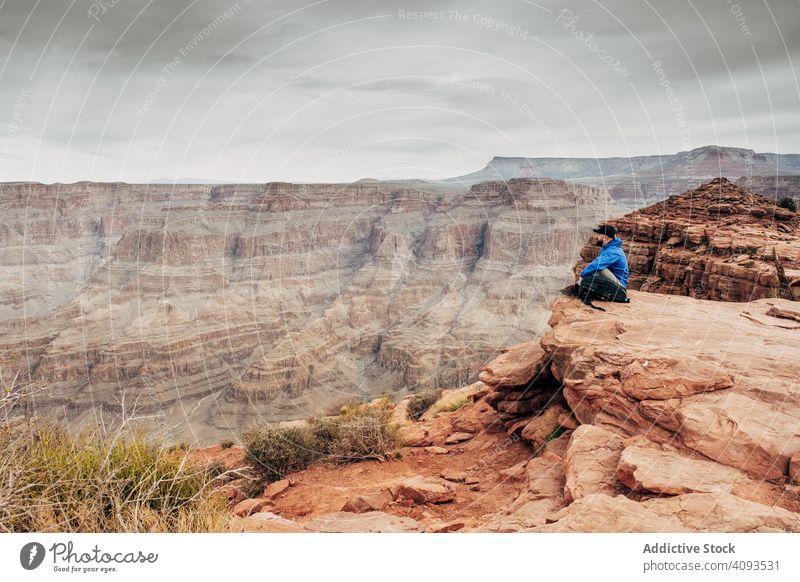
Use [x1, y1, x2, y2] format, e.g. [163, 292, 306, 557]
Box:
[0, 0, 798, 183]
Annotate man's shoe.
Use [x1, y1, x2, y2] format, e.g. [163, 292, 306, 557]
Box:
[559, 284, 579, 297]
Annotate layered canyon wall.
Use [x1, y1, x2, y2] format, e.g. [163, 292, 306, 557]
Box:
[0, 178, 618, 444]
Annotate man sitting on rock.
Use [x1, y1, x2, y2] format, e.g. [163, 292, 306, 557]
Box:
[562, 224, 630, 307]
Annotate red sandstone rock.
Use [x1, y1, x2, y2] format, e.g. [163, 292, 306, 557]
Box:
[263, 479, 291, 499]
[576, 178, 800, 302]
[305, 511, 424, 532]
[391, 476, 456, 505]
[232, 498, 272, 518]
[341, 490, 393, 513]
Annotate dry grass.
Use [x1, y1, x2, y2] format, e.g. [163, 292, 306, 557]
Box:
[0, 423, 228, 533]
[0, 353, 229, 533]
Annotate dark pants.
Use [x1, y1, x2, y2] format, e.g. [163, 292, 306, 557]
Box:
[579, 268, 628, 302]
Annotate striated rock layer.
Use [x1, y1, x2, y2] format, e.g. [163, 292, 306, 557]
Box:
[576, 178, 800, 301]
[0, 178, 618, 444]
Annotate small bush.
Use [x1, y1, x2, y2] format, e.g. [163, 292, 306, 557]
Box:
[219, 439, 235, 449]
[242, 424, 319, 483]
[244, 403, 399, 488]
[310, 404, 398, 462]
[326, 411, 398, 462]
[778, 197, 797, 212]
[407, 390, 442, 421]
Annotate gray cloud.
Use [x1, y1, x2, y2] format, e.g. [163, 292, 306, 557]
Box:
[0, 0, 797, 182]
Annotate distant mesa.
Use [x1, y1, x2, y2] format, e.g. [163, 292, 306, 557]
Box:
[446, 146, 800, 208]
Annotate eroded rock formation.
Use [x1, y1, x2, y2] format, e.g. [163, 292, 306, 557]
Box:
[577, 177, 800, 301]
[0, 178, 617, 444]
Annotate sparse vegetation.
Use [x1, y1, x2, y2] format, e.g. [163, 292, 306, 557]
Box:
[241, 424, 319, 483]
[0, 422, 228, 533]
[219, 439, 235, 449]
[407, 389, 443, 421]
[244, 402, 399, 487]
[742, 260, 755, 268]
[778, 197, 797, 212]
[0, 353, 228, 533]
[437, 396, 470, 413]
[546, 426, 567, 443]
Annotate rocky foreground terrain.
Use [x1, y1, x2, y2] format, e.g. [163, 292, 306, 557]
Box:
[0, 178, 616, 444]
[204, 289, 800, 533]
[449, 145, 800, 208]
[191, 178, 800, 533]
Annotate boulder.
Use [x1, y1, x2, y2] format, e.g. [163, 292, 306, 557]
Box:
[398, 425, 432, 447]
[230, 511, 308, 533]
[478, 341, 549, 388]
[544, 291, 800, 483]
[341, 490, 394, 513]
[232, 497, 272, 518]
[440, 469, 468, 483]
[391, 476, 456, 505]
[616, 437, 789, 509]
[306, 511, 424, 533]
[263, 479, 291, 499]
[387, 396, 413, 429]
[444, 432, 473, 445]
[563, 425, 624, 502]
[520, 405, 568, 448]
[498, 460, 528, 482]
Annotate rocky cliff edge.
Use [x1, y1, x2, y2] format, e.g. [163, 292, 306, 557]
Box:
[198, 287, 800, 532]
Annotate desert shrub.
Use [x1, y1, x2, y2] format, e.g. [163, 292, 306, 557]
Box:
[438, 396, 469, 413]
[325, 411, 398, 462]
[310, 403, 398, 462]
[242, 423, 319, 483]
[778, 197, 797, 212]
[0, 422, 227, 533]
[407, 389, 442, 421]
[219, 439, 235, 449]
[244, 402, 399, 488]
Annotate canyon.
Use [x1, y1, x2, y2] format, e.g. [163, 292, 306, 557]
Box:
[450, 145, 800, 208]
[0, 178, 616, 444]
[203, 178, 800, 533]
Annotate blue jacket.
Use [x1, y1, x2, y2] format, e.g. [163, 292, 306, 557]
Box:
[580, 237, 630, 288]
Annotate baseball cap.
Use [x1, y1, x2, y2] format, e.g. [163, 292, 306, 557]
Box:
[592, 224, 617, 238]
